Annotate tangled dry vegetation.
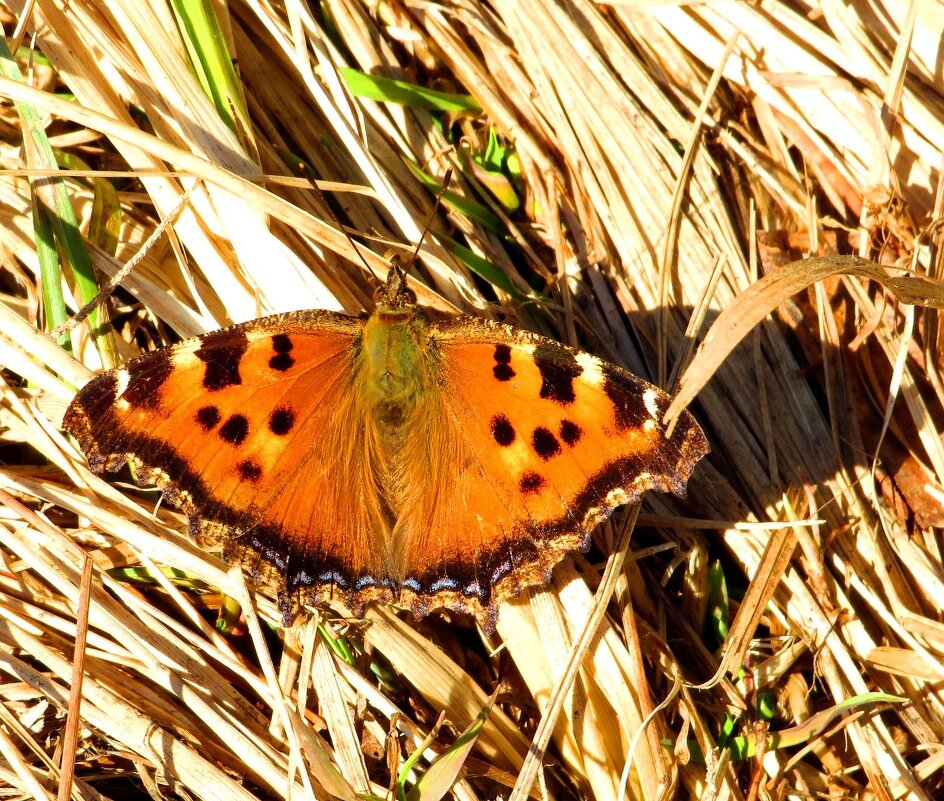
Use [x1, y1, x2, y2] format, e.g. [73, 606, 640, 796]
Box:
[0, 1, 941, 799]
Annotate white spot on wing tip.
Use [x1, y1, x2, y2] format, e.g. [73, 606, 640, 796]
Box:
[114, 369, 131, 410]
[115, 369, 130, 398]
[173, 350, 200, 368]
[643, 388, 660, 418]
[575, 352, 605, 385]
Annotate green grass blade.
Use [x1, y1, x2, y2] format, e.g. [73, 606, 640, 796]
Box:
[170, 0, 250, 142]
[0, 37, 99, 352]
[341, 68, 481, 112]
[443, 238, 524, 300]
[405, 692, 495, 801]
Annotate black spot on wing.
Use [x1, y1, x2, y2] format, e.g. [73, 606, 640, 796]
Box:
[121, 350, 173, 409]
[269, 407, 295, 435]
[237, 459, 262, 481]
[534, 344, 582, 404]
[272, 334, 293, 352]
[493, 343, 515, 381]
[269, 353, 294, 371]
[532, 426, 562, 460]
[491, 414, 516, 446]
[519, 471, 546, 495]
[269, 333, 295, 372]
[195, 406, 221, 431]
[196, 330, 248, 391]
[219, 414, 249, 445]
[559, 419, 582, 446]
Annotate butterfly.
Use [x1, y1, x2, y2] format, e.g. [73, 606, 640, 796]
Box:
[64, 258, 708, 628]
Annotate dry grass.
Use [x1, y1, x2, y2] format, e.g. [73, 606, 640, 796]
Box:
[0, 0, 941, 799]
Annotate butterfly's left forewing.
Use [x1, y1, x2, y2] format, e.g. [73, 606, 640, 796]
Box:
[392, 317, 708, 620]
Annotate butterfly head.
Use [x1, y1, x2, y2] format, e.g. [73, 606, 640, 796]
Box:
[374, 255, 417, 311]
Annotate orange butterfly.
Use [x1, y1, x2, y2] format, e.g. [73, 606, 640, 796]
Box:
[64, 259, 708, 627]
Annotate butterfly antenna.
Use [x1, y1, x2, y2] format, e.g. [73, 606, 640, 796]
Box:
[404, 167, 454, 270]
[296, 160, 384, 292]
[299, 161, 451, 295]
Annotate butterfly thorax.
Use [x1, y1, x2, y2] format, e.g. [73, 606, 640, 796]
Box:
[359, 305, 434, 442]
